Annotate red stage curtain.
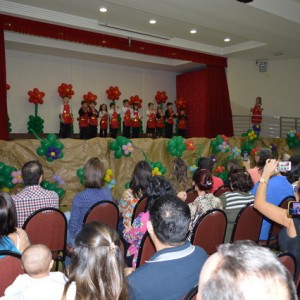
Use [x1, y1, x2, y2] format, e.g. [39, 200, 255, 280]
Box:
[176, 66, 233, 138]
[0, 28, 8, 141]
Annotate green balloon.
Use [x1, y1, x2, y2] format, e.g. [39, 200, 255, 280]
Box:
[125, 182, 130, 189]
[48, 183, 56, 191]
[3, 166, 13, 176]
[46, 156, 54, 162]
[47, 134, 57, 143]
[56, 188, 65, 198]
[37, 147, 46, 156]
[110, 142, 119, 151]
[54, 141, 64, 150]
[0, 175, 4, 183]
[0, 162, 4, 172]
[168, 139, 176, 148]
[116, 136, 127, 146]
[76, 168, 84, 177]
[58, 152, 64, 159]
[160, 167, 167, 175]
[4, 179, 14, 189]
[175, 136, 184, 144]
[114, 148, 123, 159]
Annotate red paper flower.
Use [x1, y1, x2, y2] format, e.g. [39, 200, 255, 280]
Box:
[129, 95, 143, 108]
[58, 83, 74, 99]
[155, 91, 168, 104]
[83, 91, 97, 103]
[106, 86, 121, 101]
[28, 88, 45, 105]
[175, 97, 187, 110]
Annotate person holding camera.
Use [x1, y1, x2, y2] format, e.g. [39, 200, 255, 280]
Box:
[254, 159, 300, 276]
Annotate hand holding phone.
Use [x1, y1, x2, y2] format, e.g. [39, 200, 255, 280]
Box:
[288, 201, 300, 217]
[277, 161, 291, 172]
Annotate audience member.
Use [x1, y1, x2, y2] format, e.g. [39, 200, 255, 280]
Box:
[128, 194, 207, 300]
[197, 157, 223, 193]
[250, 154, 294, 240]
[4, 244, 66, 300]
[197, 240, 297, 300]
[223, 158, 243, 187]
[169, 157, 192, 192]
[123, 176, 176, 267]
[12, 160, 59, 228]
[254, 159, 300, 276]
[62, 222, 129, 300]
[67, 157, 112, 246]
[0, 192, 30, 254]
[119, 161, 152, 232]
[219, 169, 254, 242]
[286, 155, 300, 200]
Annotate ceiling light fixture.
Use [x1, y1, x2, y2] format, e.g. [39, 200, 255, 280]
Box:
[224, 38, 231, 42]
[99, 7, 107, 13]
[149, 19, 156, 24]
[190, 29, 197, 34]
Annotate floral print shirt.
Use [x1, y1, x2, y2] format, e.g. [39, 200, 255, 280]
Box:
[123, 211, 149, 267]
[119, 189, 139, 229]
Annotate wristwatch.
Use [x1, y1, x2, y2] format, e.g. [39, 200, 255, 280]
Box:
[259, 177, 269, 184]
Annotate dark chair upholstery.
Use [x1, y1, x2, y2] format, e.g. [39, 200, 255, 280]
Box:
[278, 252, 297, 280]
[83, 200, 119, 230]
[183, 284, 198, 300]
[213, 185, 232, 197]
[136, 232, 156, 268]
[0, 250, 23, 296]
[185, 188, 198, 204]
[190, 209, 227, 255]
[230, 202, 263, 243]
[131, 197, 148, 225]
[22, 207, 67, 270]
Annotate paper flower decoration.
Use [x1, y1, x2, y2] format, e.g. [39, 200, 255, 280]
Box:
[232, 146, 241, 157]
[0, 162, 17, 190]
[155, 91, 168, 104]
[185, 140, 195, 151]
[167, 136, 187, 157]
[218, 141, 230, 153]
[28, 88, 45, 105]
[150, 162, 167, 176]
[83, 91, 97, 103]
[58, 83, 74, 99]
[122, 143, 134, 155]
[129, 95, 143, 108]
[106, 86, 121, 101]
[109, 136, 133, 158]
[11, 170, 23, 184]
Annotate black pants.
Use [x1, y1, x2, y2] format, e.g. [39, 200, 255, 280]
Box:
[99, 128, 107, 138]
[177, 129, 186, 138]
[156, 127, 163, 138]
[165, 123, 173, 138]
[123, 124, 131, 138]
[110, 128, 118, 139]
[89, 125, 97, 139]
[59, 123, 71, 138]
[132, 127, 140, 138]
[79, 126, 89, 139]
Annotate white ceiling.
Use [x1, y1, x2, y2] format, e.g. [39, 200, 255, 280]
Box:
[2, 0, 300, 72]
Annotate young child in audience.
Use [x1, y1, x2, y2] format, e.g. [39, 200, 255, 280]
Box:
[131, 103, 142, 138]
[109, 102, 120, 139]
[78, 100, 89, 139]
[88, 100, 99, 139]
[4, 244, 66, 300]
[165, 102, 176, 138]
[122, 99, 132, 138]
[146, 102, 156, 138]
[99, 103, 108, 138]
[156, 107, 165, 138]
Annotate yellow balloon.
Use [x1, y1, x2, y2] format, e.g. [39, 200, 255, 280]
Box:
[1, 187, 10, 193]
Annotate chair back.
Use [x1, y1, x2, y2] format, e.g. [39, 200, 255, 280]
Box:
[183, 284, 198, 300]
[190, 209, 227, 255]
[22, 207, 67, 264]
[213, 185, 231, 197]
[131, 197, 148, 224]
[230, 202, 263, 243]
[266, 196, 295, 248]
[278, 252, 297, 280]
[136, 232, 156, 268]
[83, 201, 119, 230]
[185, 188, 198, 204]
[0, 251, 23, 296]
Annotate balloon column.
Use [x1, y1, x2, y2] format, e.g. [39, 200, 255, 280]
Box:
[155, 91, 168, 107]
[167, 136, 187, 157]
[0, 162, 17, 191]
[27, 88, 45, 133]
[287, 130, 300, 149]
[57, 83, 75, 99]
[106, 86, 121, 101]
[109, 136, 134, 159]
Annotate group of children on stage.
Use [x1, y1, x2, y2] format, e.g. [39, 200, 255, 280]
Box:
[59, 96, 188, 139]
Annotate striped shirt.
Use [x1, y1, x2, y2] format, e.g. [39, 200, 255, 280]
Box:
[220, 191, 254, 210]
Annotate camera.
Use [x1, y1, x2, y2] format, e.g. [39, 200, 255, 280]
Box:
[288, 201, 300, 217]
[242, 152, 249, 161]
[277, 161, 291, 172]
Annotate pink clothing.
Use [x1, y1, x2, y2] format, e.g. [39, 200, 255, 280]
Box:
[212, 176, 224, 193]
[247, 166, 261, 184]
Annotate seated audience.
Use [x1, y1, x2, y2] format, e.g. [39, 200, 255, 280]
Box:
[286, 155, 300, 201]
[123, 176, 176, 267]
[197, 157, 223, 193]
[119, 160, 152, 232]
[197, 240, 297, 300]
[169, 157, 192, 192]
[12, 160, 59, 227]
[0, 192, 30, 254]
[254, 159, 300, 276]
[250, 153, 294, 240]
[62, 222, 129, 300]
[219, 169, 254, 242]
[68, 157, 112, 245]
[223, 158, 243, 187]
[4, 244, 66, 300]
[128, 194, 207, 300]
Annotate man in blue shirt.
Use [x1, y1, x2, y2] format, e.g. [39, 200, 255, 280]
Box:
[128, 194, 207, 300]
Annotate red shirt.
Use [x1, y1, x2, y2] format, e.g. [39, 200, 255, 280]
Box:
[211, 176, 224, 193]
[61, 104, 73, 124]
[131, 111, 141, 128]
[147, 112, 156, 129]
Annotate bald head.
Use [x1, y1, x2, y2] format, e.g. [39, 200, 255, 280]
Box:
[22, 244, 53, 277]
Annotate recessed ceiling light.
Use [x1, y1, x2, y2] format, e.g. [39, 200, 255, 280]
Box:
[224, 38, 231, 42]
[149, 19, 156, 24]
[99, 7, 107, 13]
[190, 29, 197, 34]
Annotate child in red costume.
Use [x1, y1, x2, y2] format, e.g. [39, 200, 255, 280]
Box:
[146, 102, 156, 138]
[78, 100, 89, 139]
[99, 103, 108, 138]
[131, 103, 142, 138]
[251, 97, 263, 125]
[122, 99, 132, 138]
[59, 96, 73, 138]
[165, 102, 176, 138]
[156, 107, 165, 138]
[88, 100, 99, 139]
[109, 103, 120, 139]
[177, 108, 188, 138]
